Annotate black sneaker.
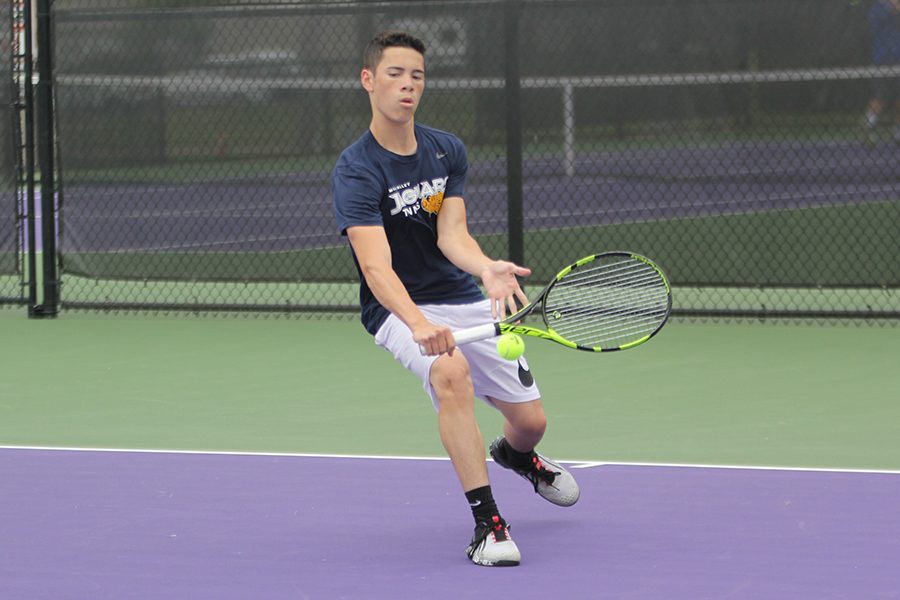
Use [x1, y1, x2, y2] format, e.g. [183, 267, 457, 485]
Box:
[490, 436, 580, 507]
[466, 515, 521, 567]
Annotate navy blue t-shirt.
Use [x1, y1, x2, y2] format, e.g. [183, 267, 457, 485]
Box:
[332, 124, 484, 335]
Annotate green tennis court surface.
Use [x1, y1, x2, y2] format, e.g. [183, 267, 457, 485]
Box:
[2, 311, 897, 471]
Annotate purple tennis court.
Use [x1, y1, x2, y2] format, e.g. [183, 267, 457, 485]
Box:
[2, 447, 898, 599]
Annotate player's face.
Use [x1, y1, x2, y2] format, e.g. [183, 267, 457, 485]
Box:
[362, 46, 425, 125]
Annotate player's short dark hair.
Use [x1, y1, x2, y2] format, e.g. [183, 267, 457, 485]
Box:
[363, 31, 426, 71]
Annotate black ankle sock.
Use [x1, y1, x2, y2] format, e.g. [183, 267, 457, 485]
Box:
[500, 438, 535, 471]
[465, 485, 499, 524]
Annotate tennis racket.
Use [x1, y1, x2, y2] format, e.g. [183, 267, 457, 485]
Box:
[425, 252, 671, 353]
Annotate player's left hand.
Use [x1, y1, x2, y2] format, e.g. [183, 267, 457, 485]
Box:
[482, 260, 531, 320]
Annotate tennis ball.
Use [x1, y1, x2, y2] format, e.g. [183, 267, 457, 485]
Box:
[496, 334, 525, 361]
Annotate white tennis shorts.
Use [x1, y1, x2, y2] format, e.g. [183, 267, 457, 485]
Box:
[374, 299, 541, 412]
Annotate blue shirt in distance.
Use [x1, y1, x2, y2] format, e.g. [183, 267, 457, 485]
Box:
[869, 0, 900, 64]
[332, 124, 484, 335]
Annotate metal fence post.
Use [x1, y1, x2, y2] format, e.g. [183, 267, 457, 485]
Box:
[504, 0, 524, 267]
[32, 0, 56, 317]
[21, 0, 39, 313]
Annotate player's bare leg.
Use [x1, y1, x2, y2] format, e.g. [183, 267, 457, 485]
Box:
[430, 352, 489, 490]
[865, 98, 885, 145]
[491, 397, 547, 453]
[430, 352, 520, 566]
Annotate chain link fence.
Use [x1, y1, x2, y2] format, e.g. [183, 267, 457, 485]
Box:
[25, 0, 900, 318]
[1, 0, 25, 308]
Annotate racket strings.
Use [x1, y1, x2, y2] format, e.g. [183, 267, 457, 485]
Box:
[554, 271, 666, 315]
[552, 287, 665, 336]
[548, 287, 667, 345]
[544, 258, 669, 348]
[552, 272, 667, 318]
[551, 287, 668, 341]
[552, 297, 666, 342]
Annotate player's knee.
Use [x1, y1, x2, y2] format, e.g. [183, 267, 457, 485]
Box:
[430, 353, 473, 402]
[510, 401, 547, 438]
[521, 413, 547, 439]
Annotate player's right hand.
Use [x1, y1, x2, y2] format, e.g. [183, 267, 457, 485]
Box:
[413, 321, 456, 356]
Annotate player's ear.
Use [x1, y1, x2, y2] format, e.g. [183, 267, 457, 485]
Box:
[361, 68, 375, 92]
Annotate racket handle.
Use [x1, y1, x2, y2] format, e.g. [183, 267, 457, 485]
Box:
[417, 323, 500, 355]
[453, 323, 501, 345]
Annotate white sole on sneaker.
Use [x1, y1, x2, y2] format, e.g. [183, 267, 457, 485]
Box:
[466, 536, 521, 567]
[466, 518, 521, 567]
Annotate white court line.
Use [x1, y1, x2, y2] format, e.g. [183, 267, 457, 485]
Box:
[0, 445, 449, 462]
[2, 445, 899, 475]
[566, 461, 900, 475]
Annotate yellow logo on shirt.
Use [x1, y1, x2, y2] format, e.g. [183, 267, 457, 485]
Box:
[422, 191, 444, 215]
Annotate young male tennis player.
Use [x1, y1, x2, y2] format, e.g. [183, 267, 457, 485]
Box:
[331, 31, 579, 567]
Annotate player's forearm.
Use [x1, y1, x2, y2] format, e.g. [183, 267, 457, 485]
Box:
[438, 232, 495, 280]
[359, 262, 431, 330]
